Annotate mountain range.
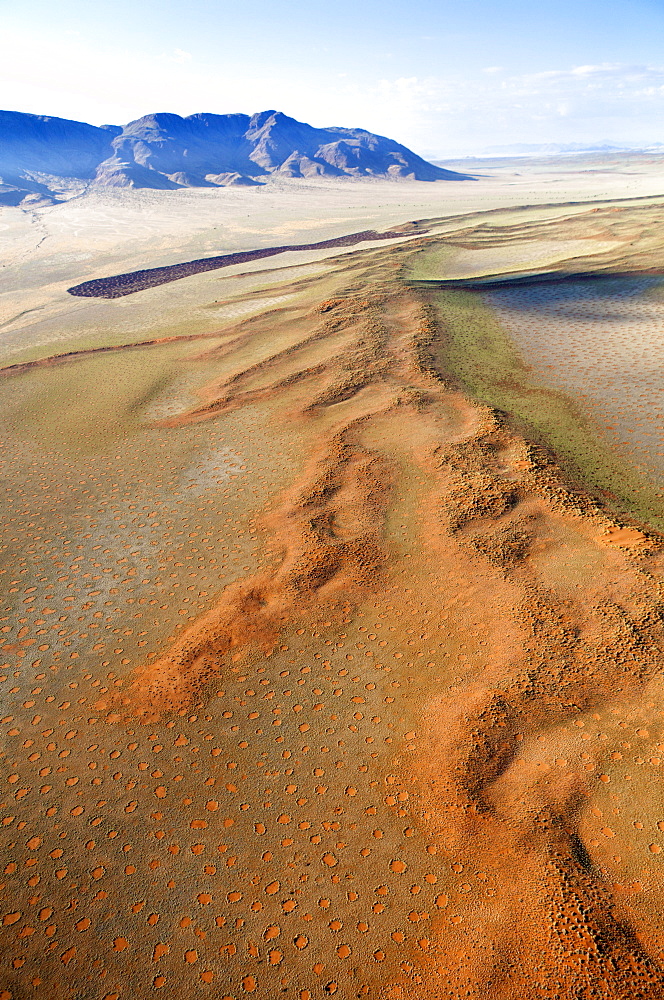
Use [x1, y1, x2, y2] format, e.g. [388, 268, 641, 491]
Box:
[0, 109, 472, 205]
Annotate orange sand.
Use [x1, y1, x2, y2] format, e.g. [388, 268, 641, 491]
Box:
[1, 238, 664, 999]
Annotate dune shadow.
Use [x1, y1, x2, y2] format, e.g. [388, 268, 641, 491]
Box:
[408, 267, 664, 294]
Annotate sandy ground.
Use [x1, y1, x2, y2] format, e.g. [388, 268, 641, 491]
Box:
[1, 156, 663, 364]
[1, 159, 664, 1000]
[437, 238, 623, 278]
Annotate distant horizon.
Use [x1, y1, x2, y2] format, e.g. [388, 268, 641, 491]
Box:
[2, 104, 660, 161]
[2, 0, 662, 159]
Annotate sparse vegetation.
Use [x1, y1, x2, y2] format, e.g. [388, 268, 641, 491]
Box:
[429, 286, 664, 531]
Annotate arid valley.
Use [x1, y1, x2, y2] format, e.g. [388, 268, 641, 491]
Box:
[2, 150, 664, 1000]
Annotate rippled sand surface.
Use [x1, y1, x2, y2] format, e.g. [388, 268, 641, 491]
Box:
[442, 239, 621, 278]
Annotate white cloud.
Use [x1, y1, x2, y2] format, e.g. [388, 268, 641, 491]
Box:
[171, 48, 192, 64]
[571, 63, 621, 76]
[0, 24, 661, 157]
[365, 63, 664, 153]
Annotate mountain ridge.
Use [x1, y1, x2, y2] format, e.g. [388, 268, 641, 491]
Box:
[0, 108, 473, 205]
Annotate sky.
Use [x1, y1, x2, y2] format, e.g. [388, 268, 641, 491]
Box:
[2, 0, 663, 156]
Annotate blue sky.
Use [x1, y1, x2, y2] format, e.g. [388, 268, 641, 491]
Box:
[2, 0, 663, 155]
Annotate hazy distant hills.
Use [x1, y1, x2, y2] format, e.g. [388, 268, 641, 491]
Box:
[480, 141, 642, 155]
[0, 108, 472, 205]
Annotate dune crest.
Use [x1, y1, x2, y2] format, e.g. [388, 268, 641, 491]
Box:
[111, 253, 664, 996]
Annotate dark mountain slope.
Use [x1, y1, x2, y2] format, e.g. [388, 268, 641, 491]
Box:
[0, 110, 120, 204]
[97, 109, 469, 185]
[0, 107, 473, 203]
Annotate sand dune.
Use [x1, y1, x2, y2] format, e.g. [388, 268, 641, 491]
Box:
[2, 162, 664, 998]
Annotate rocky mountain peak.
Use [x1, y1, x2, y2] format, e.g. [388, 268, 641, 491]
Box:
[0, 107, 473, 205]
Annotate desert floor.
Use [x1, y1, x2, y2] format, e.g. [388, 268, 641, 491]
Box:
[1, 156, 664, 999]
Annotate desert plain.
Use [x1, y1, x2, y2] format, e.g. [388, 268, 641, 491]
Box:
[2, 153, 664, 999]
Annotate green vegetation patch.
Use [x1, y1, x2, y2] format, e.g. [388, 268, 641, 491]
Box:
[429, 288, 664, 533]
[0, 340, 202, 453]
[407, 244, 457, 281]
